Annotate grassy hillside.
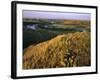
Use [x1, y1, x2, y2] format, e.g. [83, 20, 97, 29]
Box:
[23, 32, 90, 69]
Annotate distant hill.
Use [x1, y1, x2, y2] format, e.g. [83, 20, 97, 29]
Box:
[23, 32, 90, 69]
[23, 19, 90, 28]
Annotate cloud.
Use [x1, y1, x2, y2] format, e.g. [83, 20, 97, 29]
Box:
[23, 10, 90, 20]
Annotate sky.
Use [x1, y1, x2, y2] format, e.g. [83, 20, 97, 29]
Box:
[23, 10, 91, 20]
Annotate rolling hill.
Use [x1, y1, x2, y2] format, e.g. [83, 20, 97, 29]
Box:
[23, 32, 90, 69]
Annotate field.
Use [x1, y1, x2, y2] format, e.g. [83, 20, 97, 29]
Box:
[23, 19, 91, 69]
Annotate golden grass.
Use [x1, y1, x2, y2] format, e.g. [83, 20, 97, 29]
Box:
[59, 20, 90, 28]
[23, 32, 90, 69]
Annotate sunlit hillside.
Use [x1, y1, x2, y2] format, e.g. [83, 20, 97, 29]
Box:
[23, 32, 90, 69]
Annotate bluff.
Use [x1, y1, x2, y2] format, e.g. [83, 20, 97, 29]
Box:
[23, 32, 90, 69]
